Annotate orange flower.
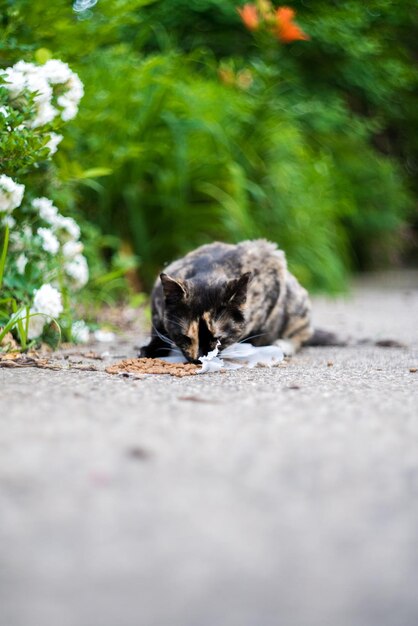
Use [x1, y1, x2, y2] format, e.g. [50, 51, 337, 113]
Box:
[237, 4, 260, 31]
[275, 6, 309, 43]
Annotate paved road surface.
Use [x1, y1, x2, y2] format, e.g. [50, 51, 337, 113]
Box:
[1, 272, 417, 626]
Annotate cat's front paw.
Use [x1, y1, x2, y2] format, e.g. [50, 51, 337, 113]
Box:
[138, 341, 171, 359]
[274, 339, 296, 357]
[138, 345, 152, 358]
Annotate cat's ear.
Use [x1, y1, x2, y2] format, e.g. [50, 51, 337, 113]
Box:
[160, 273, 187, 303]
[225, 272, 252, 306]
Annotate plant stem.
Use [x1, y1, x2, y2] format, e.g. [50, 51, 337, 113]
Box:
[0, 224, 10, 290]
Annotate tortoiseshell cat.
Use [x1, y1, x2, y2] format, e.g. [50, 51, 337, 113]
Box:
[140, 239, 321, 363]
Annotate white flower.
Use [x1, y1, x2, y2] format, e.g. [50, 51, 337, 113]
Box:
[94, 329, 115, 343]
[21, 71, 58, 128]
[1, 67, 26, 98]
[0, 175, 25, 214]
[62, 240, 84, 258]
[32, 197, 59, 224]
[2, 59, 83, 128]
[37, 227, 60, 254]
[20, 283, 65, 341]
[1, 62, 57, 128]
[33, 201, 82, 245]
[13, 61, 39, 76]
[30, 101, 57, 128]
[56, 73, 84, 121]
[25, 285, 62, 339]
[33, 283, 63, 318]
[16, 253, 28, 274]
[42, 60, 72, 85]
[72, 320, 90, 344]
[46, 132, 63, 156]
[57, 96, 78, 121]
[64, 73, 84, 102]
[55, 215, 80, 240]
[2, 215, 16, 228]
[25, 72, 52, 104]
[27, 310, 46, 340]
[65, 253, 89, 288]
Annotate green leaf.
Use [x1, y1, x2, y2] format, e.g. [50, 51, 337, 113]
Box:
[77, 168, 113, 179]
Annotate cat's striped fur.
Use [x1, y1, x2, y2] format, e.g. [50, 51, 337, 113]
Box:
[140, 240, 314, 363]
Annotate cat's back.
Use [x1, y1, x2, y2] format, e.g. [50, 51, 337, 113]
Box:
[163, 239, 286, 281]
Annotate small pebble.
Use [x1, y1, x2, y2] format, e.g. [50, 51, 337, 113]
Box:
[128, 447, 151, 461]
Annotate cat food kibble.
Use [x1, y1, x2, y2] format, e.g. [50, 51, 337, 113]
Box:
[106, 358, 199, 378]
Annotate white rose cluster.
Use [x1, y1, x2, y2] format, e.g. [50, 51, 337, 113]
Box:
[65, 254, 89, 289]
[33, 283, 63, 318]
[46, 132, 63, 156]
[27, 283, 64, 339]
[37, 227, 60, 254]
[1, 59, 84, 129]
[32, 196, 58, 223]
[32, 196, 89, 289]
[0, 175, 25, 214]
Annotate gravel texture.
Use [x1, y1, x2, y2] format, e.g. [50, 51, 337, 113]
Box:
[1, 271, 417, 626]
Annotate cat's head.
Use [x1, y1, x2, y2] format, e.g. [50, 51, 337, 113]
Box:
[160, 271, 251, 363]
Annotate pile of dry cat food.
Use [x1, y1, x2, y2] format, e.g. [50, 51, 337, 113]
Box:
[105, 358, 199, 378]
[106, 343, 285, 377]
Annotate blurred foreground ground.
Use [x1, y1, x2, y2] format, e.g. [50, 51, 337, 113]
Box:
[1, 271, 418, 626]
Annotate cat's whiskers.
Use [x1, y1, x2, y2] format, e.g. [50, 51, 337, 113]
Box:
[151, 325, 184, 356]
[155, 347, 182, 355]
[166, 317, 185, 330]
[237, 332, 268, 345]
[152, 325, 176, 348]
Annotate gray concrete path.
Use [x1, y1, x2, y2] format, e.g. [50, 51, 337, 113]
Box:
[1, 272, 418, 626]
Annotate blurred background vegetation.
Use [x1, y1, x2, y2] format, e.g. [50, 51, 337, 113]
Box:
[1, 0, 417, 295]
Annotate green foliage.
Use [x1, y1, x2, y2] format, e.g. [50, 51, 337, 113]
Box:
[1, 0, 416, 302]
[0, 85, 50, 176]
[142, 0, 417, 267]
[62, 49, 348, 289]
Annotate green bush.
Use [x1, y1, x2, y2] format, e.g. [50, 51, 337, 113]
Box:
[142, 0, 417, 268]
[63, 49, 348, 290]
[1, 0, 416, 303]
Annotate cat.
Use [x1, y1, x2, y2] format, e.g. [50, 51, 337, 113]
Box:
[139, 239, 321, 363]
